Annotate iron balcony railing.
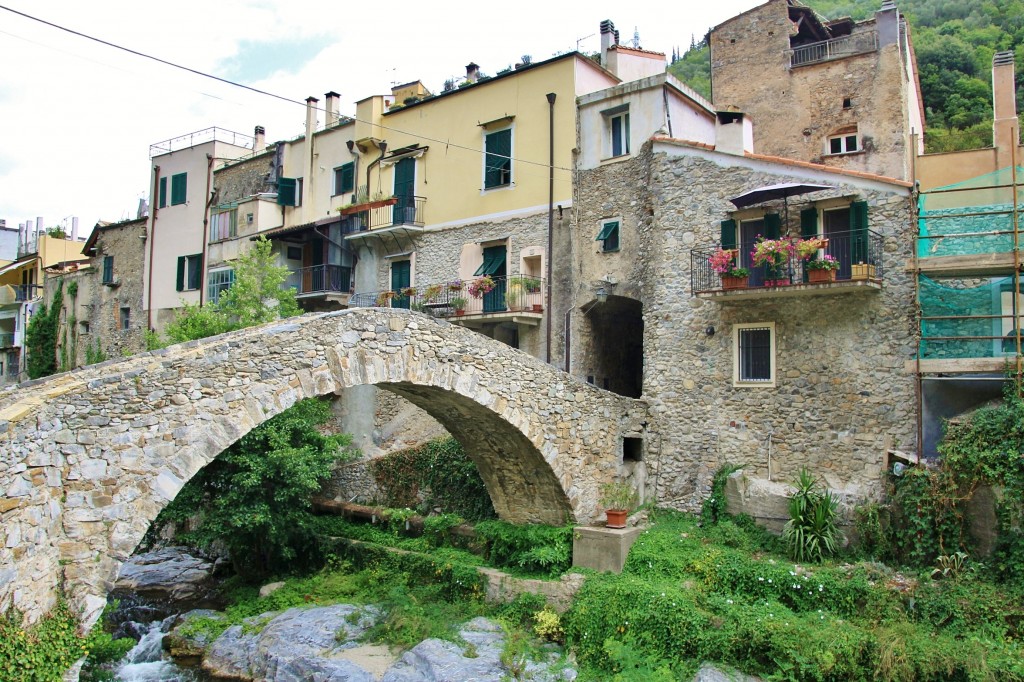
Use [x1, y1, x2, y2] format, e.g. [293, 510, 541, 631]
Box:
[0, 333, 14, 348]
[15, 284, 42, 302]
[690, 229, 884, 295]
[789, 30, 878, 67]
[149, 126, 254, 157]
[290, 264, 353, 296]
[341, 196, 426, 233]
[351, 275, 547, 317]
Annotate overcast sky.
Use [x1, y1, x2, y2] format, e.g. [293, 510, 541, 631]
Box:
[0, 0, 763, 234]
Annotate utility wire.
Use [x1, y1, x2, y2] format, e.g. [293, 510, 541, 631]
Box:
[0, 3, 575, 174]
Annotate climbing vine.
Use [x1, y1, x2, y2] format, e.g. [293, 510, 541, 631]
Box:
[0, 601, 87, 681]
[25, 280, 62, 379]
[370, 437, 496, 521]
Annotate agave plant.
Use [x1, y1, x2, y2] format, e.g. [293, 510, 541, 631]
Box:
[782, 468, 842, 563]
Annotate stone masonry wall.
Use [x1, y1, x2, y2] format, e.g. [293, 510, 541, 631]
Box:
[711, 0, 912, 180]
[643, 151, 917, 510]
[0, 308, 647, 628]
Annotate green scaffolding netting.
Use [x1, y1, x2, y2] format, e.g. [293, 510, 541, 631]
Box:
[919, 274, 1021, 359]
[918, 166, 1024, 259]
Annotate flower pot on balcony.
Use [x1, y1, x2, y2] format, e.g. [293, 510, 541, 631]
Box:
[338, 197, 398, 216]
[721, 275, 749, 290]
[605, 509, 628, 529]
[532, 304, 544, 313]
[851, 263, 876, 281]
[455, 309, 465, 316]
[807, 269, 837, 283]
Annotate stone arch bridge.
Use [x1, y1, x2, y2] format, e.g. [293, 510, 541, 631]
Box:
[0, 309, 647, 627]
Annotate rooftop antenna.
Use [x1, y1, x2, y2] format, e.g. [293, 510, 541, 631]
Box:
[576, 32, 595, 52]
[631, 27, 641, 49]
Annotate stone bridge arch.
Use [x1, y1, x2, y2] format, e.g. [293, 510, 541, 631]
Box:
[0, 308, 646, 628]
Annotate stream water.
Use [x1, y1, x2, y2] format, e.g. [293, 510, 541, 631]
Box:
[104, 594, 205, 682]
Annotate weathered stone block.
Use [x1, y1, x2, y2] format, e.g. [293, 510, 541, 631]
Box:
[572, 525, 644, 573]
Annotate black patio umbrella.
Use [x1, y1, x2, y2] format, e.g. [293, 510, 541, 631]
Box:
[729, 182, 836, 225]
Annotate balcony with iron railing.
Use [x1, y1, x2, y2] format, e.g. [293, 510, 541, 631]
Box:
[341, 196, 426, 234]
[149, 126, 255, 157]
[789, 30, 878, 68]
[288, 264, 354, 299]
[350, 275, 546, 324]
[0, 332, 15, 348]
[690, 229, 884, 300]
[0, 284, 42, 306]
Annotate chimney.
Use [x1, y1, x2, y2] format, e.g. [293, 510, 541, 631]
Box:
[325, 91, 340, 127]
[36, 217, 44, 239]
[875, 1, 899, 47]
[137, 198, 149, 219]
[71, 217, 79, 241]
[993, 51, 1019, 170]
[304, 97, 319, 219]
[254, 125, 266, 152]
[600, 20, 617, 66]
[715, 110, 754, 156]
[465, 62, 480, 84]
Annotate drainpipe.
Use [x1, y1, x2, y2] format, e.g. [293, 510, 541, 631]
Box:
[146, 165, 161, 331]
[545, 92, 556, 364]
[199, 153, 214, 306]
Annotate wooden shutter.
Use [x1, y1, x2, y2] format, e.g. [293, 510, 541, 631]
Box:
[720, 219, 737, 249]
[176, 256, 185, 291]
[484, 129, 512, 188]
[800, 208, 818, 237]
[277, 178, 297, 206]
[158, 177, 167, 208]
[340, 163, 354, 194]
[189, 254, 203, 290]
[764, 213, 782, 239]
[102, 256, 113, 284]
[171, 173, 187, 205]
[851, 200, 869, 263]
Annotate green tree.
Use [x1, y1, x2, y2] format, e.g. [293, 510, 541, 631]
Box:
[25, 282, 62, 379]
[162, 237, 299, 345]
[153, 398, 357, 578]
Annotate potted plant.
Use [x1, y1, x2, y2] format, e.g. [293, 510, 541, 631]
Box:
[505, 278, 526, 310]
[450, 296, 468, 316]
[447, 279, 464, 293]
[751, 237, 793, 286]
[805, 254, 839, 283]
[795, 236, 828, 260]
[468, 276, 495, 298]
[422, 284, 443, 303]
[400, 286, 418, 298]
[375, 290, 396, 307]
[599, 481, 637, 529]
[709, 248, 749, 289]
[851, 262, 876, 280]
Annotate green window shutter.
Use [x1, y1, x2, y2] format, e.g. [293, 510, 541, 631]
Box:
[720, 219, 737, 249]
[158, 177, 167, 208]
[800, 208, 818, 238]
[102, 256, 114, 284]
[484, 129, 512, 189]
[603, 223, 620, 251]
[595, 221, 619, 242]
[175, 256, 185, 291]
[340, 163, 355, 194]
[170, 173, 187, 205]
[764, 213, 782, 239]
[277, 177, 297, 206]
[851, 200, 869, 263]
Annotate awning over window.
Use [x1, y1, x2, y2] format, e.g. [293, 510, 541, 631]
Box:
[474, 250, 504, 276]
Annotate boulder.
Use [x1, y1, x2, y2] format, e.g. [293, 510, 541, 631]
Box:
[692, 662, 763, 681]
[114, 547, 216, 603]
[164, 609, 223, 660]
[202, 603, 379, 681]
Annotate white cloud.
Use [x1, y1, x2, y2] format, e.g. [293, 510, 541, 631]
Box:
[0, 0, 760, 230]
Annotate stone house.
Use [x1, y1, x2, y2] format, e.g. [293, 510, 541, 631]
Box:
[46, 217, 149, 368]
[709, 0, 924, 181]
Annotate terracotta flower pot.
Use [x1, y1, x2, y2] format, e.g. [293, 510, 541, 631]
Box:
[808, 269, 836, 283]
[532, 304, 544, 313]
[721, 275, 749, 290]
[605, 509, 628, 529]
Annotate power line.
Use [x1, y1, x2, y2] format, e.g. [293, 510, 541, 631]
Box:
[0, 3, 575, 174]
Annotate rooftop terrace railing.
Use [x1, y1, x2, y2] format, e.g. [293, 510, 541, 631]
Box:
[789, 31, 878, 67]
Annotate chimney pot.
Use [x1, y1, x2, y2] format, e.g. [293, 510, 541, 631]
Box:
[254, 125, 266, 152]
[325, 91, 341, 127]
[465, 62, 480, 83]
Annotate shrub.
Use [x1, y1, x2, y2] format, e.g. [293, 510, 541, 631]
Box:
[782, 468, 842, 563]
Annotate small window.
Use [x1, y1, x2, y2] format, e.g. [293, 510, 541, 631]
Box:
[102, 255, 114, 284]
[842, 97, 852, 109]
[623, 437, 643, 462]
[210, 210, 238, 242]
[170, 173, 187, 205]
[828, 134, 859, 155]
[286, 246, 303, 261]
[595, 219, 620, 252]
[334, 163, 355, 196]
[609, 112, 630, 157]
[484, 128, 512, 189]
[733, 322, 776, 387]
[207, 268, 235, 304]
[176, 254, 203, 292]
[119, 307, 130, 331]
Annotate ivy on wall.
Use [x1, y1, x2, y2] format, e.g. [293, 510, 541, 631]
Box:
[25, 280, 62, 379]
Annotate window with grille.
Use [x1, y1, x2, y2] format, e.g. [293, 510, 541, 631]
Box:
[734, 322, 775, 386]
[207, 268, 235, 303]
